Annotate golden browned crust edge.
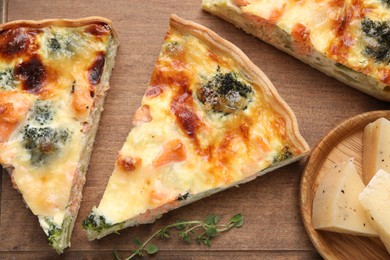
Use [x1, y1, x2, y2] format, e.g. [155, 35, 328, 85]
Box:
[169, 14, 310, 155]
[0, 16, 119, 42]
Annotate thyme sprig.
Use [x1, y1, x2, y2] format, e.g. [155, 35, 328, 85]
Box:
[114, 213, 244, 259]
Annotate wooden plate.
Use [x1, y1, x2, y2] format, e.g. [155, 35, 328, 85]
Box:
[300, 110, 390, 260]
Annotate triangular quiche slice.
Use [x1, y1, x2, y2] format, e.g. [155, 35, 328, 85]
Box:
[0, 17, 118, 253]
[83, 14, 309, 240]
[202, 0, 390, 101]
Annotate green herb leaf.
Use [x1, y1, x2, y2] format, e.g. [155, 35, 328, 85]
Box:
[146, 244, 158, 255]
[206, 227, 217, 237]
[174, 221, 187, 230]
[229, 214, 244, 227]
[213, 215, 221, 225]
[204, 239, 211, 247]
[133, 238, 141, 246]
[137, 250, 145, 256]
[204, 214, 218, 225]
[179, 231, 191, 243]
[116, 213, 244, 259]
[158, 227, 170, 239]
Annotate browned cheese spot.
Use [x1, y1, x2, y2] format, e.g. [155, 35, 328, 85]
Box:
[84, 23, 111, 37]
[88, 52, 105, 85]
[0, 27, 40, 60]
[14, 55, 46, 93]
[171, 91, 202, 139]
[117, 155, 142, 172]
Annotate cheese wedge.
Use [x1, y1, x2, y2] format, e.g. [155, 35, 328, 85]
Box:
[363, 117, 390, 185]
[359, 169, 390, 253]
[312, 159, 377, 237]
[82, 14, 309, 240]
[202, 0, 390, 101]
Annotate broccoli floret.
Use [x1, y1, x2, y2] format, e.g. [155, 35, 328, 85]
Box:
[273, 146, 293, 164]
[30, 100, 53, 125]
[361, 18, 390, 63]
[22, 125, 70, 165]
[0, 68, 16, 90]
[40, 216, 72, 253]
[40, 217, 65, 247]
[82, 212, 112, 234]
[48, 37, 61, 52]
[46, 33, 78, 57]
[47, 223, 63, 247]
[22, 100, 70, 165]
[47, 36, 62, 55]
[197, 67, 253, 114]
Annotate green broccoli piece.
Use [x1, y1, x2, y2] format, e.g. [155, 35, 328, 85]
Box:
[197, 67, 253, 114]
[22, 125, 70, 165]
[48, 37, 61, 52]
[30, 100, 53, 125]
[46, 33, 78, 57]
[41, 217, 65, 247]
[82, 212, 112, 234]
[47, 223, 63, 247]
[41, 217, 72, 254]
[361, 18, 390, 63]
[0, 68, 16, 90]
[273, 146, 293, 164]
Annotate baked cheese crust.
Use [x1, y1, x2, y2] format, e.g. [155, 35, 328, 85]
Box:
[0, 17, 118, 253]
[83, 14, 309, 240]
[202, 0, 390, 101]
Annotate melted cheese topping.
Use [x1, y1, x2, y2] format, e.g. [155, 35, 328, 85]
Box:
[227, 0, 390, 88]
[97, 26, 304, 224]
[0, 23, 112, 223]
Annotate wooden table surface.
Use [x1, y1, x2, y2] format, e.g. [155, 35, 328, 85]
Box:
[1, 0, 389, 259]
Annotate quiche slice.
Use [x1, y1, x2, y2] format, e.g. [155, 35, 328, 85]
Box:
[0, 17, 118, 253]
[202, 0, 390, 101]
[83, 14, 309, 240]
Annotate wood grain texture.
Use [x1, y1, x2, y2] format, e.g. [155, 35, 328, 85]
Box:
[0, 250, 321, 260]
[1, 0, 389, 259]
[301, 111, 390, 259]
